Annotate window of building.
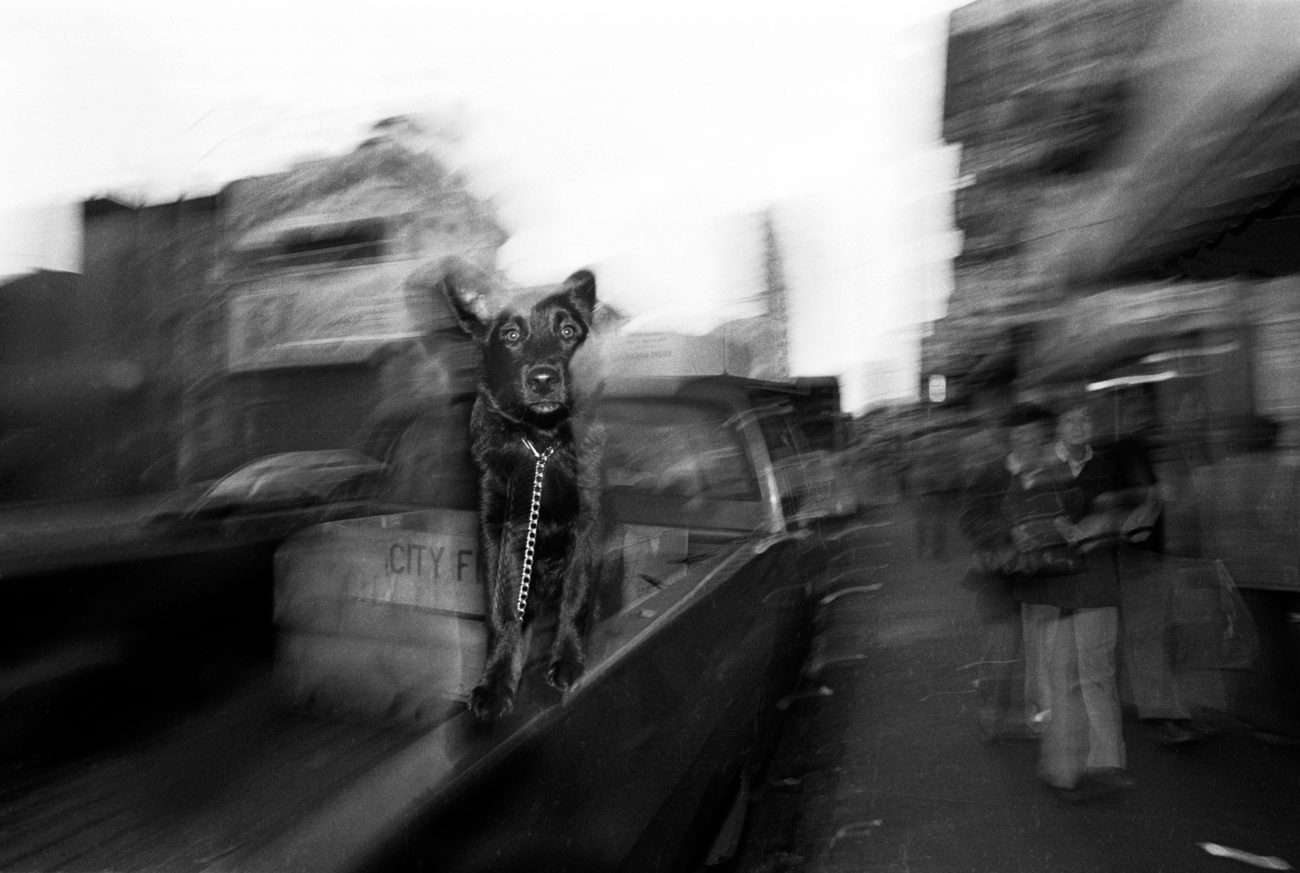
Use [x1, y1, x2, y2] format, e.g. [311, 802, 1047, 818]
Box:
[243, 219, 391, 271]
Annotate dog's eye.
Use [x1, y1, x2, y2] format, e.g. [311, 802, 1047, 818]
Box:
[501, 326, 522, 343]
[559, 323, 578, 340]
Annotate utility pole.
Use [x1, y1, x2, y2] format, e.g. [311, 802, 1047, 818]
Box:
[761, 209, 791, 379]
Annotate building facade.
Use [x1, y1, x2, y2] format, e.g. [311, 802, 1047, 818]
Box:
[0, 119, 509, 500]
[193, 123, 506, 478]
[939, 0, 1300, 603]
[937, 0, 1172, 403]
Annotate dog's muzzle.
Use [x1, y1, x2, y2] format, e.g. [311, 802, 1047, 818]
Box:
[524, 365, 566, 414]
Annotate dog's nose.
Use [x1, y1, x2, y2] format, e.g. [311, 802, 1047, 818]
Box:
[527, 366, 561, 396]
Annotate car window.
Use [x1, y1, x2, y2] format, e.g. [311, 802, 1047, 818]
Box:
[751, 401, 811, 463]
[601, 400, 758, 501]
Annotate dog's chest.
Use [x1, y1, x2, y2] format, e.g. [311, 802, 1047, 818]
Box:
[491, 448, 579, 521]
[506, 454, 580, 578]
[534, 458, 580, 517]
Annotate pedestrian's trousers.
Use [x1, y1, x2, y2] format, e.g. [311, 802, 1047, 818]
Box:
[1025, 603, 1125, 787]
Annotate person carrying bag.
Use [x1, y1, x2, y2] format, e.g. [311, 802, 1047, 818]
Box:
[959, 404, 1059, 742]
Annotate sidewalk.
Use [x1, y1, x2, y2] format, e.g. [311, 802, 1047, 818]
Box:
[734, 501, 1300, 873]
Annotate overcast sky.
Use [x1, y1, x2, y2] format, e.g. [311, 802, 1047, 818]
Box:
[0, 0, 962, 408]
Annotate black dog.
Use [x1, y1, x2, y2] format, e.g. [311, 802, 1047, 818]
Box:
[438, 258, 605, 722]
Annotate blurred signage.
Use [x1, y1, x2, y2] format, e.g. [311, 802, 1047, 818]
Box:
[1253, 278, 1300, 422]
[275, 507, 483, 703]
[928, 374, 947, 403]
[228, 261, 422, 371]
[604, 332, 729, 377]
[1030, 280, 1239, 381]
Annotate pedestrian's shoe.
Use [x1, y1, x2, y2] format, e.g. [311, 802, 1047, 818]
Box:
[994, 721, 1041, 742]
[975, 710, 1040, 744]
[1084, 768, 1136, 793]
[1039, 776, 1088, 805]
[1051, 786, 1089, 805]
[1144, 718, 1197, 746]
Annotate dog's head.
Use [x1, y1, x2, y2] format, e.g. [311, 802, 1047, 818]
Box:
[436, 258, 597, 425]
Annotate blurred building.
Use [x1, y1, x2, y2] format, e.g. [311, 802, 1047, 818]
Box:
[938, 0, 1300, 602]
[199, 119, 506, 478]
[86, 194, 225, 490]
[0, 194, 223, 501]
[0, 269, 124, 500]
[935, 0, 1172, 409]
[938, 0, 1300, 441]
[700, 208, 794, 383]
[0, 118, 508, 501]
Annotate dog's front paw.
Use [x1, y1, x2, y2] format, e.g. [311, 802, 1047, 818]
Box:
[546, 654, 585, 692]
[470, 682, 515, 722]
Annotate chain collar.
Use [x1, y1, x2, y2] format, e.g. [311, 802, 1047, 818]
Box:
[516, 437, 556, 622]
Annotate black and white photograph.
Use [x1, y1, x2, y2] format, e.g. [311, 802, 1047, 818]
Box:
[3, 1, 1300, 871]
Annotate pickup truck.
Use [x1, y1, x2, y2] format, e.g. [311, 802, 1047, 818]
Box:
[0, 374, 828, 873]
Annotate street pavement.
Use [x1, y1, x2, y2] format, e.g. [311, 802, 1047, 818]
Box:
[732, 499, 1300, 873]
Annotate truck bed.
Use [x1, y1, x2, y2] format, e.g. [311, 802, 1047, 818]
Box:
[0, 674, 424, 872]
[0, 532, 792, 873]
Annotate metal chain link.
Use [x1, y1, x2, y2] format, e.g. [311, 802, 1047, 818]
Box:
[516, 439, 555, 622]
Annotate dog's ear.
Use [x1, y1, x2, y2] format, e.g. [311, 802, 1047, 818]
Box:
[416, 256, 498, 342]
[561, 269, 597, 324]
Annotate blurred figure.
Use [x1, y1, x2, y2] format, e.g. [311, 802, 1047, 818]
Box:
[959, 418, 1009, 492]
[913, 426, 961, 560]
[1099, 391, 1198, 746]
[959, 404, 1055, 742]
[1158, 388, 1213, 557]
[1016, 400, 1130, 802]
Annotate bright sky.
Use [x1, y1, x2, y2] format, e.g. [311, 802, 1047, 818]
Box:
[0, 0, 962, 410]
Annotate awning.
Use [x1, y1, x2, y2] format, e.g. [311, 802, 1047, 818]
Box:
[1025, 280, 1241, 383]
[1037, 0, 1300, 285]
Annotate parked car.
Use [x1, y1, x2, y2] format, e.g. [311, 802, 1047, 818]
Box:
[147, 449, 386, 529]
